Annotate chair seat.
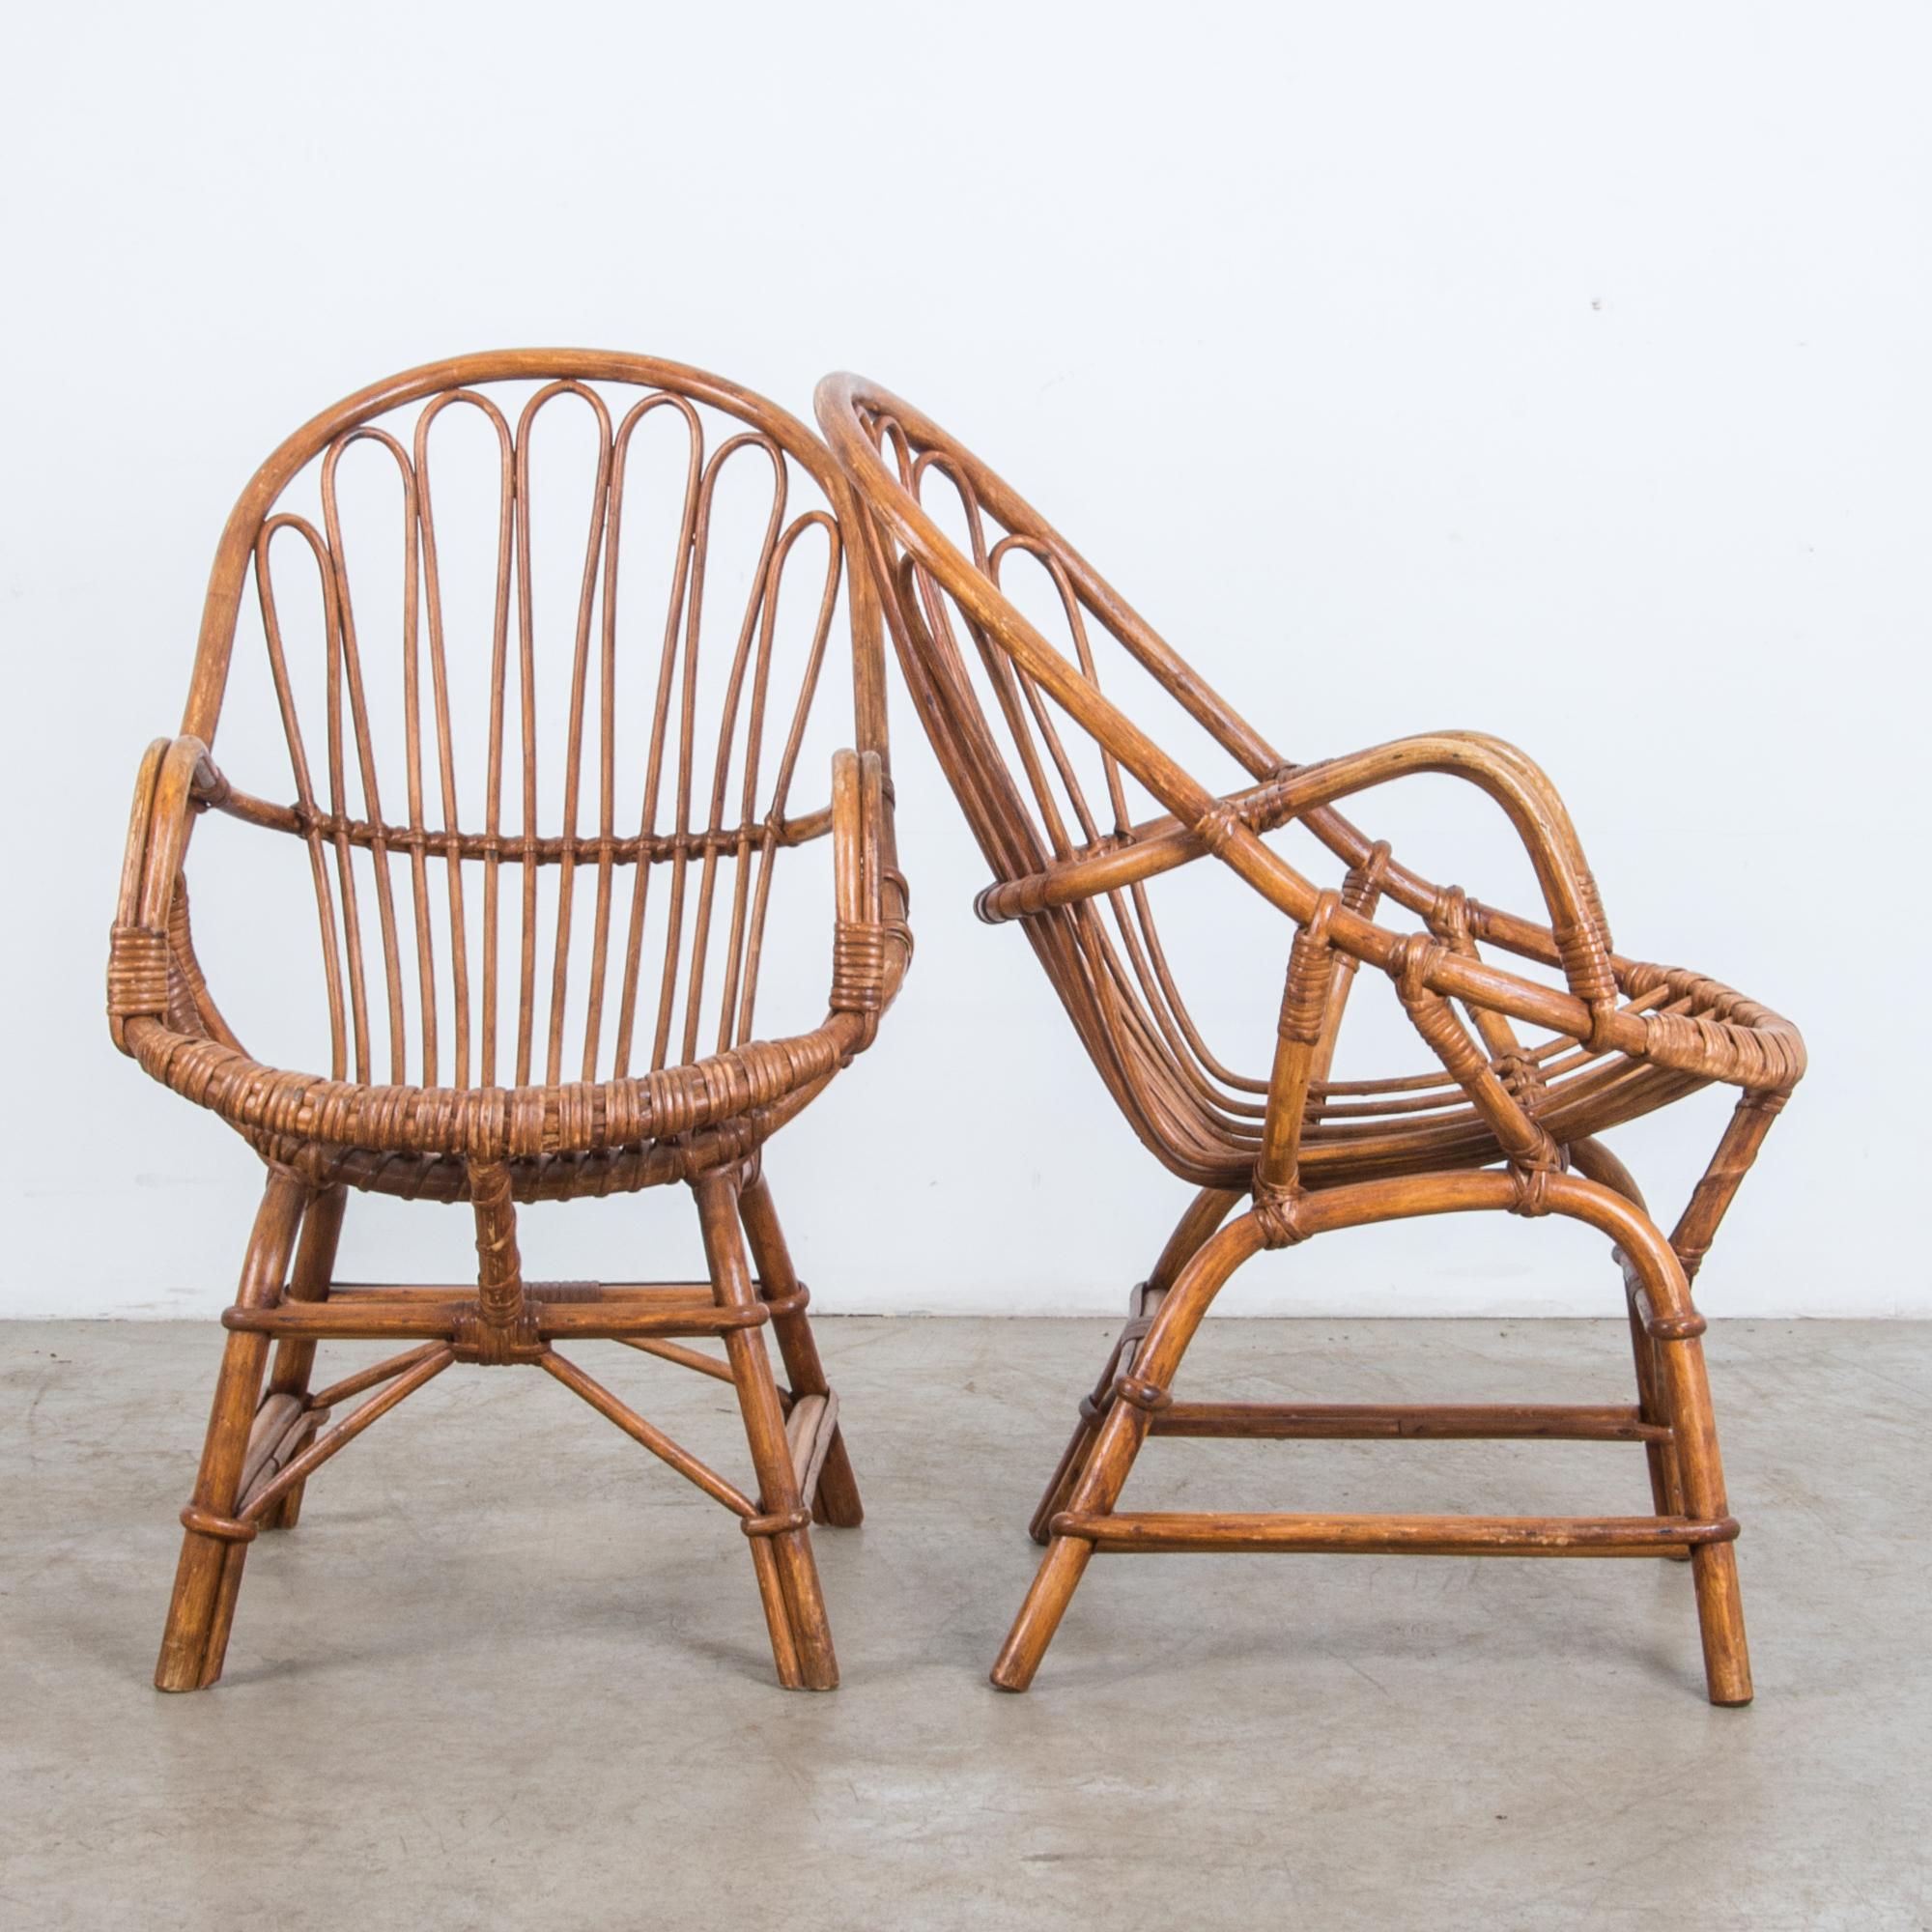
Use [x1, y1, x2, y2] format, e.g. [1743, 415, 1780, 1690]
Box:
[1168, 955, 1796, 1190]
[125, 1009, 851, 1195]
[242, 1126, 778, 1203]
[1298, 1050, 1694, 1184]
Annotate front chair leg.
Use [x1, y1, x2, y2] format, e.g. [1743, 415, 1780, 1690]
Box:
[992, 1211, 1260, 1691]
[1028, 1185, 1240, 1546]
[695, 1169, 839, 1690]
[736, 1168, 862, 1528]
[1028, 1322, 1133, 1548]
[155, 1169, 308, 1691]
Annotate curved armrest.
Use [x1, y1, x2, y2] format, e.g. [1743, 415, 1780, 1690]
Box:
[1251, 732, 1615, 1004]
[978, 729, 1613, 1009]
[860, 487, 1608, 1005]
[827, 748, 913, 1049]
[108, 735, 223, 1054]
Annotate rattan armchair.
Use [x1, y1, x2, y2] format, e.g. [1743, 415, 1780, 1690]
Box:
[109, 353, 909, 1691]
[816, 373, 1801, 1703]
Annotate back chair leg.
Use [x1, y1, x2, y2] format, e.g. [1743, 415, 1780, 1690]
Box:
[1660, 1328, 1752, 1704]
[1569, 1137, 1690, 1549]
[695, 1169, 839, 1690]
[1626, 1290, 1688, 1532]
[156, 1170, 308, 1692]
[736, 1167, 863, 1529]
[256, 1184, 347, 1531]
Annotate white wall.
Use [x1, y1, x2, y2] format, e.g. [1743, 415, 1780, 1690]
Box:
[3, 1, 1924, 1319]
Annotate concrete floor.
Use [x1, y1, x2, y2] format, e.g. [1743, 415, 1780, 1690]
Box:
[3, 1317, 1927, 1930]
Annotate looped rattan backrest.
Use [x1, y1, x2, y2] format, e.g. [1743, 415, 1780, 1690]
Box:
[822, 382, 1284, 861]
[816, 375, 1324, 1179]
[186, 353, 887, 1093]
[817, 377, 1807, 1125]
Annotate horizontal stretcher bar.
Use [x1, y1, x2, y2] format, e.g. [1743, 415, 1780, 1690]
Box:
[323, 1280, 754, 1299]
[225, 1291, 770, 1341]
[1051, 1511, 1738, 1557]
[214, 782, 834, 862]
[1149, 1401, 1671, 1443]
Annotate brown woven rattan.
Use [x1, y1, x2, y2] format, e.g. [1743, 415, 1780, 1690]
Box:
[816, 372, 1801, 1703]
[110, 352, 909, 1691]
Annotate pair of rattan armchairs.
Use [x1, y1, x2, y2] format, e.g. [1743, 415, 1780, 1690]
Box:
[108, 352, 1801, 1701]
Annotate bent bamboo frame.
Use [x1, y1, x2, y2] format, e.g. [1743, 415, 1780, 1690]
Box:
[816, 371, 1799, 1704]
[114, 353, 910, 1693]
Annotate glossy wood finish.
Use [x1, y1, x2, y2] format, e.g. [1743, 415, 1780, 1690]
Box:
[816, 372, 1799, 1703]
[112, 353, 909, 1691]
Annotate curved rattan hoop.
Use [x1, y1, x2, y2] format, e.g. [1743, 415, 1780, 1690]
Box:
[187, 351, 887, 751]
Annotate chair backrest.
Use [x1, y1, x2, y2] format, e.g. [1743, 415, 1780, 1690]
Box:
[814, 374, 1356, 1180]
[817, 377, 1804, 1154]
[183, 352, 888, 1093]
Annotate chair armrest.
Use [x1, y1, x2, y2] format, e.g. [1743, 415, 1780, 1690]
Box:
[1243, 731, 1614, 1005]
[108, 734, 224, 1054]
[980, 729, 1615, 1011]
[827, 749, 912, 1048]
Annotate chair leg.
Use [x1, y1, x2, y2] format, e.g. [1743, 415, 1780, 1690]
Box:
[257, 1185, 347, 1531]
[156, 1170, 308, 1692]
[1663, 1335, 1752, 1706]
[1027, 1185, 1239, 1546]
[736, 1168, 862, 1529]
[1028, 1325, 1131, 1548]
[695, 1169, 839, 1690]
[992, 1212, 1257, 1691]
[1569, 1138, 1690, 1548]
[1570, 1174, 1752, 1706]
[997, 1403, 1151, 1691]
[1644, 1302, 1752, 1706]
[1625, 1289, 1689, 1542]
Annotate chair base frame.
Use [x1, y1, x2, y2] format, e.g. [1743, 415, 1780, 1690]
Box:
[155, 1156, 860, 1694]
[998, 1127, 1771, 1706]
